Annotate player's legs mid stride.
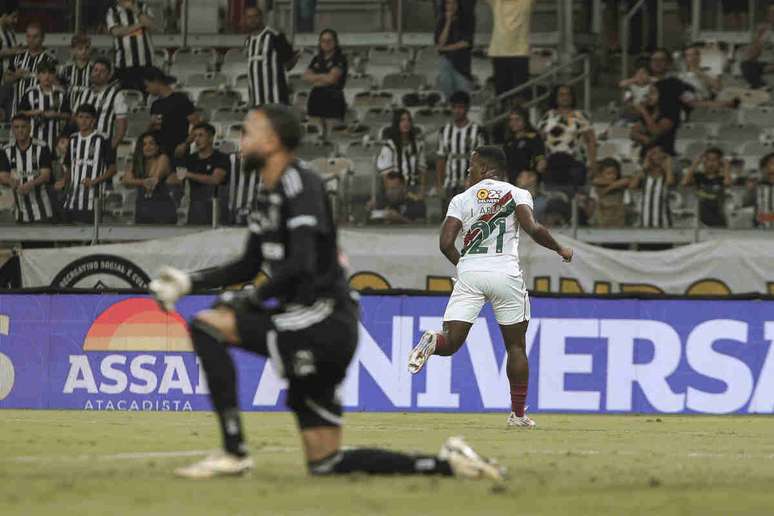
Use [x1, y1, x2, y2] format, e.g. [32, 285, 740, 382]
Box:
[408, 271, 535, 428]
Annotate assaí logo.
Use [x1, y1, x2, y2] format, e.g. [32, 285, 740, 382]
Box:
[62, 298, 208, 411]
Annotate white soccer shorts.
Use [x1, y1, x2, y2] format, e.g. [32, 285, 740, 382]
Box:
[443, 270, 530, 325]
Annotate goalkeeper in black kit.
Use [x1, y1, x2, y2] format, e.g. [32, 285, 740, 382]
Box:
[149, 104, 503, 480]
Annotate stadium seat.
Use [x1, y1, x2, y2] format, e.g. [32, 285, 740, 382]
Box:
[361, 107, 393, 128]
[381, 72, 425, 92]
[352, 91, 394, 110]
[126, 112, 151, 139]
[690, 108, 738, 124]
[185, 72, 229, 89]
[741, 141, 773, 155]
[346, 73, 376, 91]
[197, 90, 242, 111]
[412, 108, 450, 132]
[122, 90, 145, 112]
[678, 124, 710, 140]
[296, 140, 335, 161]
[309, 157, 354, 221]
[211, 107, 247, 124]
[717, 123, 761, 144]
[739, 107, 774, 127]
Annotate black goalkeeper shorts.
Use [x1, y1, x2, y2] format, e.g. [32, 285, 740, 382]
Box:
[232, 298, 359, 429]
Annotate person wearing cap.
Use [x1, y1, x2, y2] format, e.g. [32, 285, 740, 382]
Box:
[143, 66, 199, 160]
[62, 103, 117, 224]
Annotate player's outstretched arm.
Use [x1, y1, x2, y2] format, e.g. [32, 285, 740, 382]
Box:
[148, 232, 263, 311]
[439, 216, 463, 266]
[515, 204, 573, 262]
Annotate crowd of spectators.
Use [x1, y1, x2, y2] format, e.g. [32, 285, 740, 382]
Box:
[1, 0, 773, 233]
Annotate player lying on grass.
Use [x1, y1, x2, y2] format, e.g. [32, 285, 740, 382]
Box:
[149, 104, 503, 480]
[408, 146, 573, 428]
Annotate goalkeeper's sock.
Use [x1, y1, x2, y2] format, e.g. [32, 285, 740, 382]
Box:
[190, 320, 246, 458]
[308, 448, 453, 476]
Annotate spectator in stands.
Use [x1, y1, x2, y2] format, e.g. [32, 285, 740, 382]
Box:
[435, 0, 474, 98]
[487, 0, 534, 97]
[374, 109, 427, 223]
[630, 145, 675, 228]
[748, 152, 774, 228]
[72, 58, 128, 150]
[8, 22, 57, 116]
[244, 6, 299, 106]
[225, 153, 257, 226]
[0, 114, 54, 223]
[741, 4, 774, 89]
[62, 104, 117, 224]
[18, 61, 71, 152]
[682, 147, 732, 227]
[58, 33, 93, 110]
[502, 106, 546, 185]
[538, 84, 597, 192]
[144, 66, 198, 159]
[436, 91, 485, 209]
[303, 29, 348, 141]
[677, 45, 739, 109]
[630, 84, 677, 156]
[121, 130, 177, 224]
[589, 158, 630, 227]
[0, 7, 24, 117]
[49, 133, 70, 222]
[648, 48, 693, 124]
[169, 122, 228, 226]
[106, 0, 155, 91]
[618, 59, 653, 124]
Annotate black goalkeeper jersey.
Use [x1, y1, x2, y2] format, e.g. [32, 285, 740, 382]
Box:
[192, 160, 351, 307]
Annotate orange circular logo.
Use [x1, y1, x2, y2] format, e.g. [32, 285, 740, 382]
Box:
[476, 189, 489, 200]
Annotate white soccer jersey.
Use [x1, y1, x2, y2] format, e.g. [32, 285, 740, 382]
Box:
[446, 178, 533, 274]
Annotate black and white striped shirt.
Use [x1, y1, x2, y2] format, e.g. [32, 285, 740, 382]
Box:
[11, 50, 57, 112]
[437, 121, 485, 190]
[376, 139, 427, 187]
[756, 182, 774, 229]
[0, 27, 17, 82]
[59, 61, 93, 106]
[639, 175, 671, 228]
[64, 131, 116, 212]
[72, 83, 128, 141]
[18, 86, 70, 151]
[0, 142, 53, 222]
[227, 153, 258, 225]
[106, 1, 154, 68]
[245, 27, 294, 106]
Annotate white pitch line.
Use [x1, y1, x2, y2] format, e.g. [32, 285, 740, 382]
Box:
[7, 446, 298, 464]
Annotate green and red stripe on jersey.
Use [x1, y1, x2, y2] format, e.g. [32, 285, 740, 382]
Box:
[461, 191, 517, 256]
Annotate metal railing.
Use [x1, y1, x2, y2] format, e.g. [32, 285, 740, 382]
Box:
[483, 53, 592, 130]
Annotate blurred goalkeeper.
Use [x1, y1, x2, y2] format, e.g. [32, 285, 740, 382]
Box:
[149, 104, 503, 481]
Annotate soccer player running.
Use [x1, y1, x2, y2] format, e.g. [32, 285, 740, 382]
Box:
[408, 146, 573, 428]
[149, 105, 503, 481]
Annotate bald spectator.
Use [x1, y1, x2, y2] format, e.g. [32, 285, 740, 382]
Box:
[487, 0, 534, 97]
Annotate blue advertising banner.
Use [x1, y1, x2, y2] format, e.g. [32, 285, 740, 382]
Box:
[0, 294, 773, 414]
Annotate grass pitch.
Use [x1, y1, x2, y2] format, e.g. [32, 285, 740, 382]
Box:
[1, 411, 773, 515]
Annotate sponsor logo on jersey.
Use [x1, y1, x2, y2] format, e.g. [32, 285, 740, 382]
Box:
[476, 188, 502, 203]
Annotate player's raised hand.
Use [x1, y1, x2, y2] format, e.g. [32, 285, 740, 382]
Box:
[149, 266, 191, 312]
[558, 247, 573, 263]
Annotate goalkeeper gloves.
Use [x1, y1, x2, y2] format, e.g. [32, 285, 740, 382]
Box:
[149, 266, 192, 312]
